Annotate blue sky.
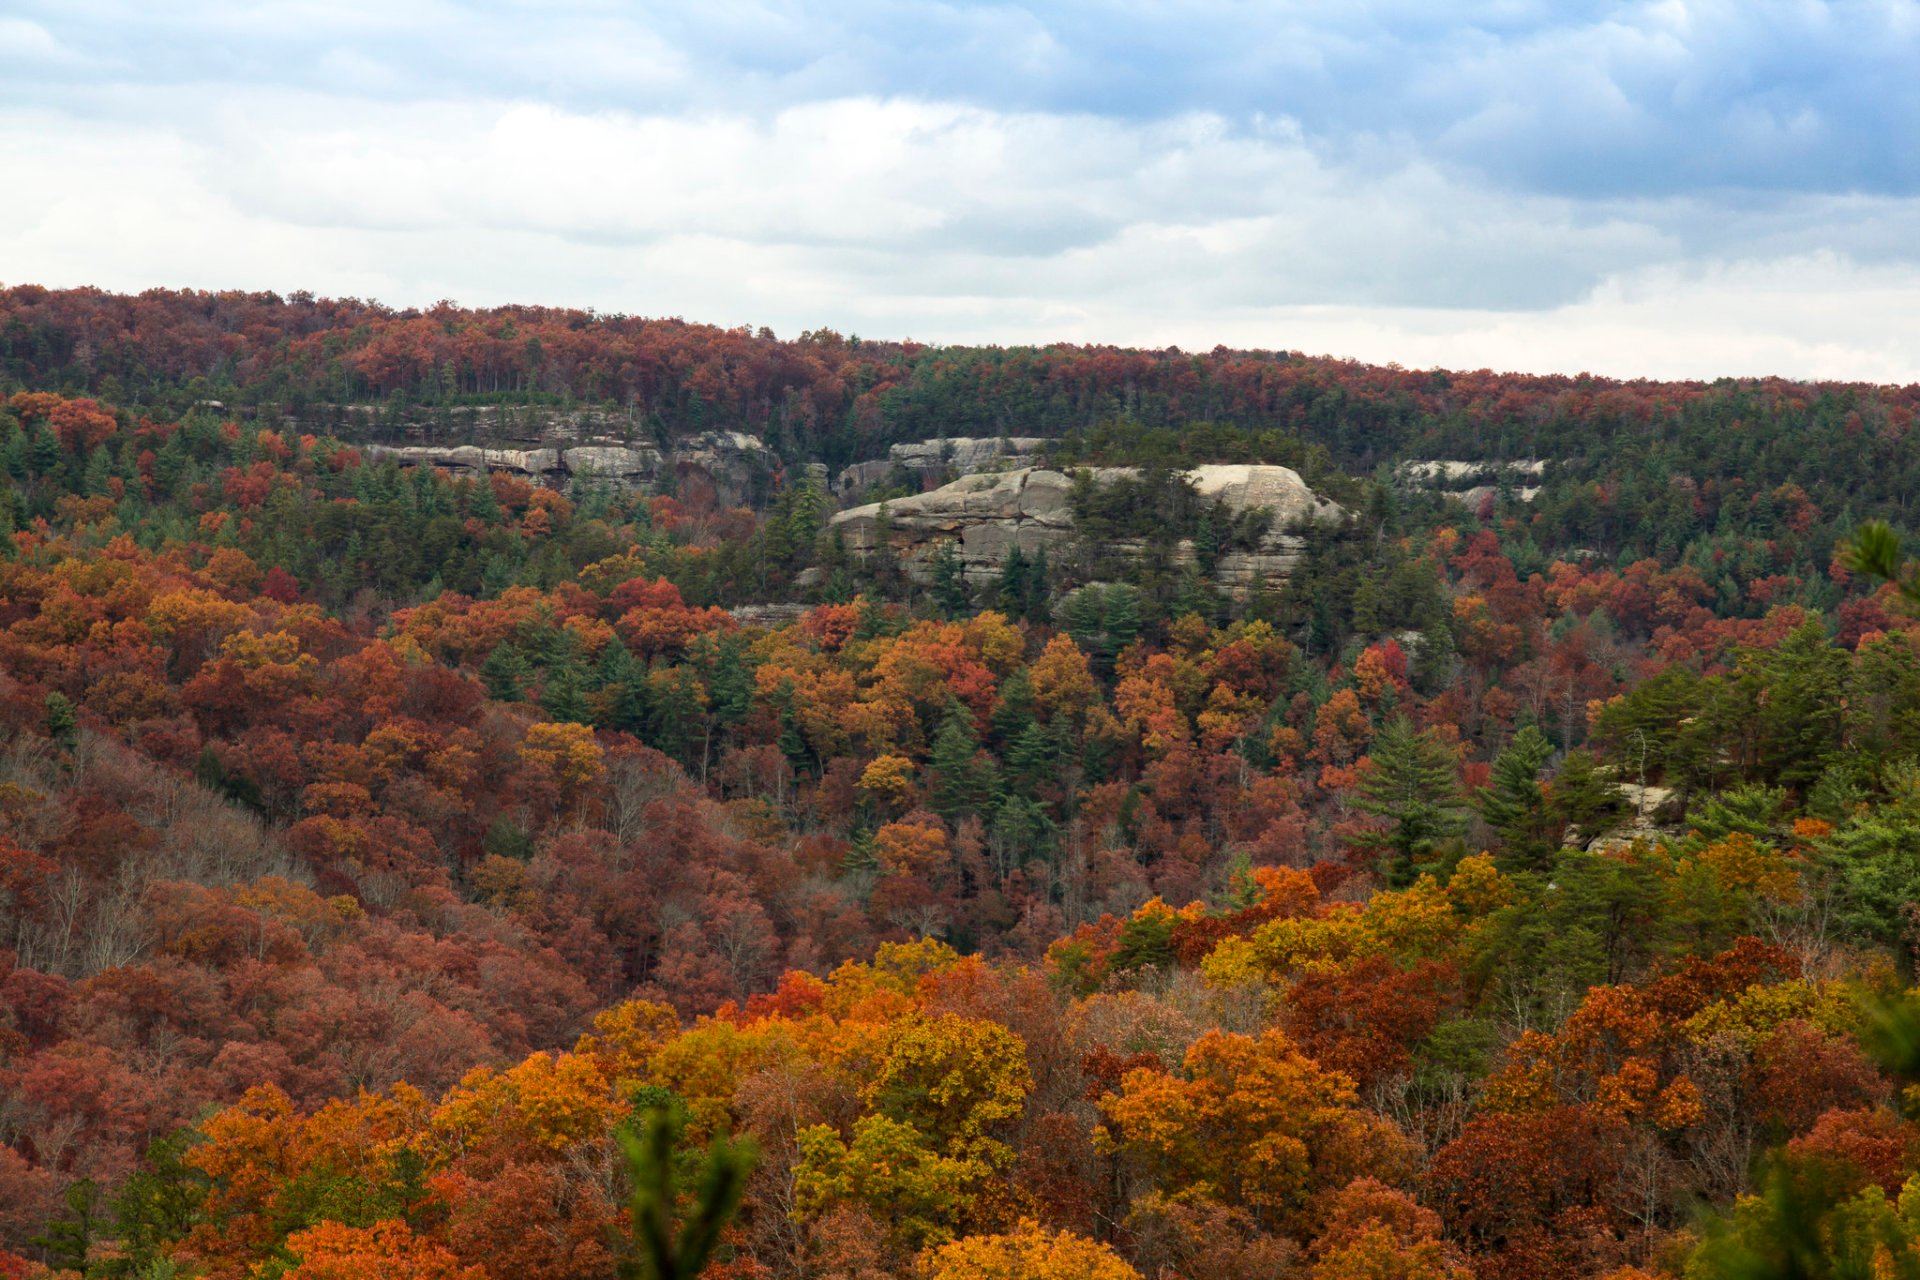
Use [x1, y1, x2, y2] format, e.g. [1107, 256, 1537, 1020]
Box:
[4, 1, 1918, 378]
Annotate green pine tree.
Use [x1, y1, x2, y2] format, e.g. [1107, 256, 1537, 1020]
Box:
[615, 1105, 757, 1280]
[1477, 724, 1557, 873]
[930, 539, 971, 619]
[542, 661, 590, 724]
[996, 545, 1030, 618]
[1355, 715, 1467, 885]
[929, 700, 997, 820]
[481, 644, 531, 701]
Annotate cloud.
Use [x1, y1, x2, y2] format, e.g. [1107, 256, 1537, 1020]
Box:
[10, 2, 1919, 197]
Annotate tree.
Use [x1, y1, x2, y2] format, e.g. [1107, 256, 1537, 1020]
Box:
[616, 1104, 758, 1280]
[930, 702, 997, 821]
[29, 1179, 99, 1274]
[931, 540, 972, 619]
[1354, 716, 1466, 885]
[481, 643, 531, 701]
[1098, 1028, 1413, 1229]
[995, 546, 1029, 619]
[1477, 725, 1557, 872]
[279, 1220, 486, 1280]
[917, 1221, 1141, 1280]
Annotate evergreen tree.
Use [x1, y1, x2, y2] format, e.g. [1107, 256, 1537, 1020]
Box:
[1411, 614, 1457, 695]
[29, 424, 62, 477]
[1355, 715, 1467, 885]
[542, 661, 590, 725]
[595, 634, 637, 691]
[44, 691, 77, 750]
[1477, 724, 1557, 872]
[610, 672, 651, 737]
[31, 1179, 100, 1274]
[996, 545, 1030, 618]
[1025, 546, 1052, 623]
[1549, 748, 1628, 848]
[109, 1133, 211, 1276]
[704, 634, 755, 736]
[930, 539, 971, 619]
[930, 700, 997, 820]
[481, 643, 531, 701]
[1062, 586, 1104, 653]
[646, 663, 708, 772]
[616, 1105, 756, 1280]
[1101, 584, 1143, 668]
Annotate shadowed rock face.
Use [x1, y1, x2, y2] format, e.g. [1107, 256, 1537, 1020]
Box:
[364, 431, 774, 505]
[830, 464, 1345, 592]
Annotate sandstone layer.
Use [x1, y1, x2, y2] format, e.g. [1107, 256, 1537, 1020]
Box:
[830, 463, 1345, 591]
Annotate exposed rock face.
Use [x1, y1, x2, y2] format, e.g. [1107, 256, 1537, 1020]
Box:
[364, 431, 774, 505]
[836, 436, 1051, 493]
[1400, 459, 1547, 507]
[830, 464, 1344, 591]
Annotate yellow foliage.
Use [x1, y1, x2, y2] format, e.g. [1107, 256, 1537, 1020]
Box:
[516, 720, 605, 789]
[1678, 979, 1857, 1047]
[858, 753, 918, 809]
[1029, 633, 1098, 721]
[916, 1220, 1142, 1280]
[573, 999, 682, 1084]
[431, 1051, 619, 1154]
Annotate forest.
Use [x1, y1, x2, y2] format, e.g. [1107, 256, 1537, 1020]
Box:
[4, 285, 1920, 1278]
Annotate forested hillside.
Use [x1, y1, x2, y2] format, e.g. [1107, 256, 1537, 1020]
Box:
[5, 287, 1920, 1278]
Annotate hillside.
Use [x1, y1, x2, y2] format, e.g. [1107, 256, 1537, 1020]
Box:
[3, 287, 1920, 1279]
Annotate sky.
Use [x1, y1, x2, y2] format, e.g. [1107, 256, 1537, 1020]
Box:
[3, 1, 1918, 380]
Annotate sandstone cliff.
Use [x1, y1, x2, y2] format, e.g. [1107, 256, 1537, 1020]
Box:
[363, 431, 775, 505]
[836, 435, 1051, 493]
[830, 463, 1345, 592]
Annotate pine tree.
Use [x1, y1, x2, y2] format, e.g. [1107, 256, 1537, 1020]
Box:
[705, 635, 755, 734]
[1412, 614, 1457, 695]
[1355, 715, 1467, 885]
[29, 424, 62, 477]
[1550, 749, 1628, 848]
[1477, 724, 1557, 872]
[996, 545, 1030, 618]
[931, 539, 971, 619]
[595, 635, 637, 691]
[647, 663, 708, 771]
[542, 661, 590, 725]
[1101, 584, 1142, 669]
[481, 643, 531, 701]
[82, 446, 114, 496]
[616, 1105, 756, 1280]
[611, 673, 651, 736]
[31, 1179, 100, 1274]
[1025, 546, 1052, 623]
[467, 474, 502, 523]
[930, 700, 997, 820]
[44, 691, 78, 750]
[1062, 586, 1105, 653]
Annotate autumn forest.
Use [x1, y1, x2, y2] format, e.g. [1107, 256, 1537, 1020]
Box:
[8, 284, 1920, 1279]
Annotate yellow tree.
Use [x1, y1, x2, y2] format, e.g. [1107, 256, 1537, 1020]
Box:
[1097, 1029, 1413, 1230]
[917, 1220, 1142, 1280]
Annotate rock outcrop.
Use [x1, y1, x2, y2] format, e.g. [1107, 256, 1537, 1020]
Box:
[364, 431, 775, 505]
[836, 436, 1051, 493]
[830, 463, 1344, 591]
[1399, 459, 1546, 507]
